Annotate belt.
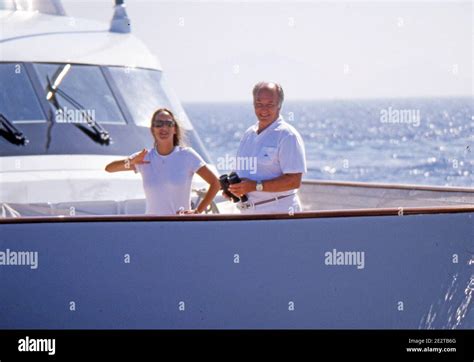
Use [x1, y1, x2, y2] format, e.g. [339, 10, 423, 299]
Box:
[237, 194, 294, 210]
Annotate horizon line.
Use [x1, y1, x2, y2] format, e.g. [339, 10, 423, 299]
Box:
[182, 94, 474, 104]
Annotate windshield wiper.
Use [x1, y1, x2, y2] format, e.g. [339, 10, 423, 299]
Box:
[0, 113, 29, 146]
[45, 69, 111, 145]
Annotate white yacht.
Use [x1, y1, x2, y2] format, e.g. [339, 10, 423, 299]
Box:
[0, 0, 473, 329]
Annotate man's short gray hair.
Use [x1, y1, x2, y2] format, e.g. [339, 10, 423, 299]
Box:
[252, 82, 284, 108]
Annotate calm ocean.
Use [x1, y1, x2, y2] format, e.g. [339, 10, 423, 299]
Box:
[185, 97, 473, 187]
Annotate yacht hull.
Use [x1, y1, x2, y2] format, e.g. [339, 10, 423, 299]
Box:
[0, 210, 472, 329]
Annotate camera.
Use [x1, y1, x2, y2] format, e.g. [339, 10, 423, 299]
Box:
[219, 172, 248, 203]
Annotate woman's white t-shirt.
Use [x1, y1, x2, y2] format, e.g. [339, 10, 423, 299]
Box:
[132, 146, 206, 215]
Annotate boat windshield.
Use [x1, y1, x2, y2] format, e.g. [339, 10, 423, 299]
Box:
[1, 62, 197, 130]
[34, 63, 126, 125]
[0, 63, 45, 123]
[107, 66, 193, 129]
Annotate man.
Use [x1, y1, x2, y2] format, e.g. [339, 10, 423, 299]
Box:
[227, 81, 306, 214]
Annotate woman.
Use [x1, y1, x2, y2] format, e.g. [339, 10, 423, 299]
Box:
[105, 108, 220, 215]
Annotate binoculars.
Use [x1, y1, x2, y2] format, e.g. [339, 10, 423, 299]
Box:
[219, 172, 248, 203]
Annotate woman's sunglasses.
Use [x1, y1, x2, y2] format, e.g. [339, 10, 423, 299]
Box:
[152, 120, 175, 128]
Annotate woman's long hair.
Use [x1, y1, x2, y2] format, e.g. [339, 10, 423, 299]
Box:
[150, 108, 185, 147]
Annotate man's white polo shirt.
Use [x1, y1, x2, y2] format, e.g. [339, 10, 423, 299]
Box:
[235, 115, 307, 207]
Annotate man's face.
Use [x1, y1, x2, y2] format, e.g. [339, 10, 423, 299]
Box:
[254, 88, 280, 124]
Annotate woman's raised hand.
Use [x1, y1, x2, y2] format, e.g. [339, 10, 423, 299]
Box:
[130, 149, 150, 166]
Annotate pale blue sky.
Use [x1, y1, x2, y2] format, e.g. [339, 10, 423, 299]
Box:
[63, 0, 473, 102]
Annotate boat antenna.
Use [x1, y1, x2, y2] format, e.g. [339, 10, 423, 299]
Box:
[110, 0, 131, 33]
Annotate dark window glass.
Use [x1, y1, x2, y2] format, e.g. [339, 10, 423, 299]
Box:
[34, 63, 126, 124]
[0, 63, 45, 123]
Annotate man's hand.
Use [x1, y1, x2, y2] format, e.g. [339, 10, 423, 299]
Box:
[221, 191, 231, 200]
[228, 180, 256, 198]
